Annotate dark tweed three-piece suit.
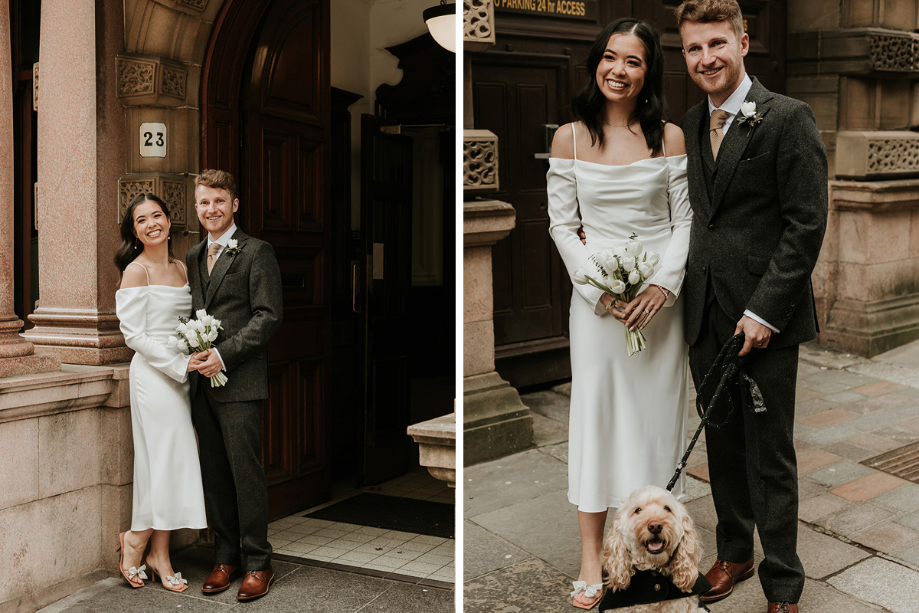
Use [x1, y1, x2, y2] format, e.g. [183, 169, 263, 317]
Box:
[186, 229, 283, 571]
[681, 77, 827, 603]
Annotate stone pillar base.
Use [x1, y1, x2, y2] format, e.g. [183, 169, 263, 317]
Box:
[0, 354, 60, 378]
[463, 371, 533, 466]
[822, 294, 919, 357]
[24, 309, 132, 365]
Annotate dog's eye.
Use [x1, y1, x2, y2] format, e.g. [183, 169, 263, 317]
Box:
[633, 507, 641, 514]
[664, 506, 672, 513]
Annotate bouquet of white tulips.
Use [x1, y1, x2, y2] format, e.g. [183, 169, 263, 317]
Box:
[168, 309, 228, 387]
[573, 234, 660, 356]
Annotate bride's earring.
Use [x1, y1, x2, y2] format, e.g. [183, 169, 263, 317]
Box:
[134, 238, 139, 250]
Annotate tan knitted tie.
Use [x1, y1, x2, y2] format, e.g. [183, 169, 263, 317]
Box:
[710, 109, 730, 160]
[207, 242, 221, 275]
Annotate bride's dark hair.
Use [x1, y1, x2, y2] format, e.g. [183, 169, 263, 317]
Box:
[115, 193, 173, 273]
[571, 17, 665, 153]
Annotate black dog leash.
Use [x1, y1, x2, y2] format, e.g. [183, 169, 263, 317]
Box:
[666, 333, 746, 492]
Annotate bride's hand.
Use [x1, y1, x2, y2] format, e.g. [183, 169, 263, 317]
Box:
[187, 350, 208, 372]
[621, 285, 669, 331]
[601, 293, 628, 323]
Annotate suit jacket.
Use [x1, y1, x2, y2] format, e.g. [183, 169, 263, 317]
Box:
[186, 228, 283, 403]
[681, 77, 828, 349]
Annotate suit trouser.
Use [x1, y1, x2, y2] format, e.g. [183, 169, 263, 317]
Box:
[192, 390, 272, 570]
[688, 300, 805, 603]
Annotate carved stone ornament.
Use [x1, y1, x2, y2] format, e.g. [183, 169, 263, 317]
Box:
[836, 131, 919, 180]
[178, 0, 207, 11]
[118, 174, 189, 228]
[869, 33, 919, 72]
[464, 129, 499, 193]
[117, 54, 188, 107]
[464, 0, 495, 51]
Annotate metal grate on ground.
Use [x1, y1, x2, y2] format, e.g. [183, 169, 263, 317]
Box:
[861, 440, 919, 484]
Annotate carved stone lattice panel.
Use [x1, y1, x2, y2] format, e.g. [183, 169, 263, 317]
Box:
[32, 63, 39, 111]
[868, 138, 919, 174]
[161, 180, 188, 226]
[118, 174, 188, 227]
[837, 131, 919, 179]
[464, 129, 499, 193]
[116, 54, 188, 107]
[464, 0, 495, 50]
[870, 34, 919, 72]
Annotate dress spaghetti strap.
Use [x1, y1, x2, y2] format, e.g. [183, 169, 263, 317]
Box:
[128, 261, 150, 286]
[571, 123, 578, 181]
[175, 260, 189, 284]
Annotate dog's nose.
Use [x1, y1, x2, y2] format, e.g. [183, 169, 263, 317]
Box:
[648, 521, 662, 534]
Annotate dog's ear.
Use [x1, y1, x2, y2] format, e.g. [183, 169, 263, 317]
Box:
[669, 504, 702, 592]
[602, 511, 634, 591]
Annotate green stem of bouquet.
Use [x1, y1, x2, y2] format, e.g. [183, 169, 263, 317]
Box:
[582, 274, 648, 357]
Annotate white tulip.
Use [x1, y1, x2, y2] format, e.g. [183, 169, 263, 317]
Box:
[177, 340, 188, 352]
[188, 336, 201, 349]
[202, 315, 214, 327]
[621, 255, 636, 272]
[628, 269, 641, 285]
[198, 321, 208, 333]
[213, 319, 222, 329]
[208, 330, 219, 342]
[167, 336, 178, 348]
[196, 309, 207, 319]
[740, 101, 756, 117]
[573, 270, 588, 285]
[610, 279, 626, 294]
[648, 252, 660, 266]
[600, 253, 619, 274]
[638, 262, 653, 277]
[625, 240, 643, 256]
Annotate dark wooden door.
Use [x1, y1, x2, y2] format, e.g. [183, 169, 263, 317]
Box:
[202, 0, 331, 520]
[360, 115, 414, 485]
[471, 57, 573, 388]
[473, 0, 785, 388]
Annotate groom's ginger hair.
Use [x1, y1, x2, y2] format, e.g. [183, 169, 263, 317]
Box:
[675, 0, 744, 42]
[196, 169, 237, 201]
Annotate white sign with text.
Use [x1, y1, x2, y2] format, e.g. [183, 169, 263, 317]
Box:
[139, 123, 167, 158]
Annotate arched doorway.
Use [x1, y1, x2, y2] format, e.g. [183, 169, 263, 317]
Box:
[201, 0, 332, 519]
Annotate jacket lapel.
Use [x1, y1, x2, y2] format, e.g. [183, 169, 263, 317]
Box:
[682, 101, 711, 212]
[188, 239, 208, 307]
[709, 77, 774, 218]
[204, 229, 249, 309]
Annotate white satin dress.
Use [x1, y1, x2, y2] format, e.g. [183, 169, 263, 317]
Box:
[115, 262, 207, 531]
[548, 124, 693, 512]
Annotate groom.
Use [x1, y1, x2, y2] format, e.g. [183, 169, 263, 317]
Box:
[676, 1, 827, 612]
[186, 169, 283, 601]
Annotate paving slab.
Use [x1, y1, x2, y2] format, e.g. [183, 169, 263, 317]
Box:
[530, 411, 568, 447]
[463, 557, 574, 613]
[872, 483, 919, 513]
[464, 449, 568, 518]
[798, 524, 871, 579]
[538, 441, 569, 464]
[462, 521, 530, 581]
[806, 460, 877, 487]
[520, 389, 570, 423]
[829, 556, 919, 613]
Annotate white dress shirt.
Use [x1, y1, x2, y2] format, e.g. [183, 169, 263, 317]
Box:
[707, 74, 778, 333]
[204, 223, 238, 370]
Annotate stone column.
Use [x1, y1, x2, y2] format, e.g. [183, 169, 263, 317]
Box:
[788, 0, 919, 356]
[0, 4, 58, 377]
[22, 0, 130, 365]
[462, 1, 533, 465]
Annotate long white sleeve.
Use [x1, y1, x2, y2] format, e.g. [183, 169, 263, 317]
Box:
[116, 287, 190, 383]
[547, 158, 606, 315]
[652, 155, 693, 306]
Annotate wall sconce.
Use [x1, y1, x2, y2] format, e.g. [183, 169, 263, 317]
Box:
[424, 1, 456, 53]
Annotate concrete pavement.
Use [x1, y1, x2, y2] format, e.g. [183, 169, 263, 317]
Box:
[464, 339, 919, 613]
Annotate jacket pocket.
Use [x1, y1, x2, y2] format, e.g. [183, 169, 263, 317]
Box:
[746, 254, 770, 276]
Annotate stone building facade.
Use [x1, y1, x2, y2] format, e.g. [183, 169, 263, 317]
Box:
[0, 1, 455, 610]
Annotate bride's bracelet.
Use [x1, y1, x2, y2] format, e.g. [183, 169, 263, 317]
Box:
[657, 285, 670, 298]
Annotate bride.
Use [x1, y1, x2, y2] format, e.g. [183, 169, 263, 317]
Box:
[547, 17, 693, 609]
[114, 193, 208, 591]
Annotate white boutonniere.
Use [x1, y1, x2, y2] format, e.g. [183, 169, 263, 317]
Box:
[735, 101, 764, 132]
[224, 238, 242, 256]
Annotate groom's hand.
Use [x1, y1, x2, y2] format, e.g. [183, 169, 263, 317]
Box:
[577, 226, 587, 245]
[197, 349, 224, 378]
[735, 315, 771, 356]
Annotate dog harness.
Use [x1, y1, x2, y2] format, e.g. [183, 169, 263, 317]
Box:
[598, 570, 711, 611]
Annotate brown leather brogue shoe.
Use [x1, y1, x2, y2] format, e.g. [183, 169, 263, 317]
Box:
[236, 567, 274, 601]
[202, 564, 241, 594]
[699, 557, 755, 603]
[768, 602, 798, 613]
